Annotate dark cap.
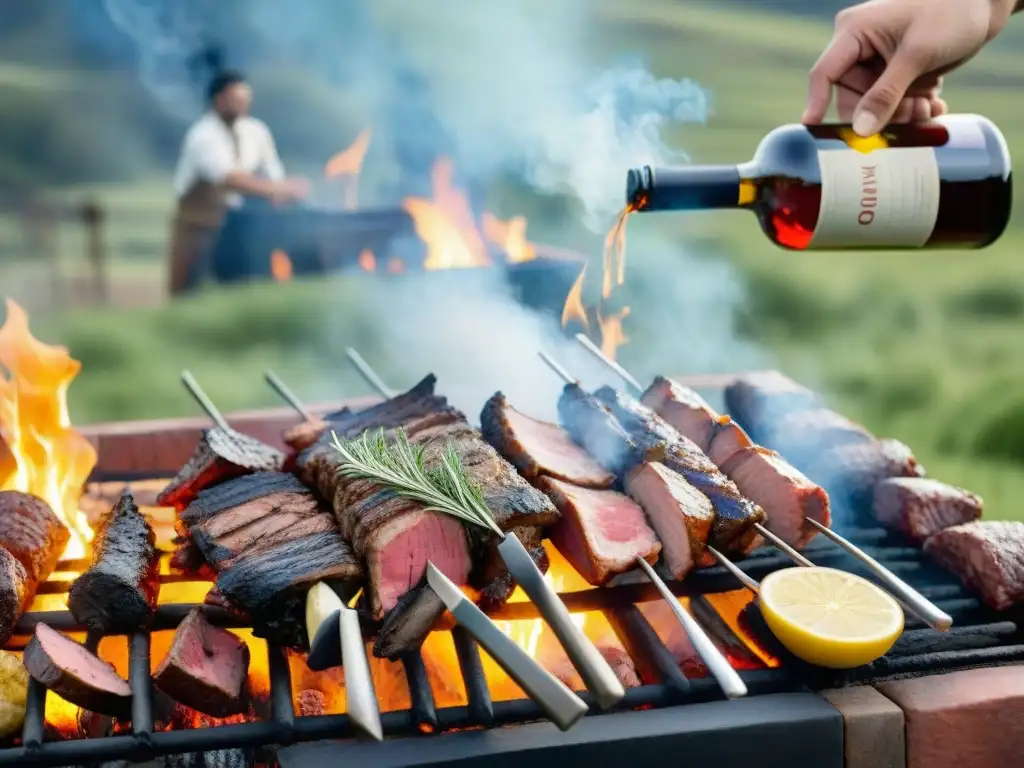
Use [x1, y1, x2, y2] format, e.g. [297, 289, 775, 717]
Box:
[207, 70, 246, 102]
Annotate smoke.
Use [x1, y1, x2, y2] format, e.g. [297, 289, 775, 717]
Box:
[96, 0, 768, 415]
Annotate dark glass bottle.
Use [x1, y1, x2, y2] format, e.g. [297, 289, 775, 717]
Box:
[625, 114, 1012, 250]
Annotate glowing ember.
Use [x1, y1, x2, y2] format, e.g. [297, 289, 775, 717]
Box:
[482, 213, 537, 264]
[324, 129, 372, 210]
[270, 249, 293, 282]
[358, 249, 377, 272]
[0, 300, 96, 560]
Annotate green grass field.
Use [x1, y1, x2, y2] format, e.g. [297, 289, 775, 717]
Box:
[4, 0, 1024, 520]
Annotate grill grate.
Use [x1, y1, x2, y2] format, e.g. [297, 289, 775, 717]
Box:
[2, 522, 1021, 767]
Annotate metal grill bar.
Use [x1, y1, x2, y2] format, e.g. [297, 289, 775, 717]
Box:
[605, 605, 691, 696]
[20, 679, 46, 749]
[129, 632, 153, 740]
[268, 644, 296, 733]
[402, 649, 439, 733]
[451, 626, 494, 726]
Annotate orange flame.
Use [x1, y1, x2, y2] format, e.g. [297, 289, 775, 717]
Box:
[482, 213, 537, 264]
[358, 249, 377, 272]
[0, 300, 96, 560]
[270, 249, 293, 282]
[403, 158, 491, 271]
[324, 129, 371, 210]
[562, 204, 635, 361]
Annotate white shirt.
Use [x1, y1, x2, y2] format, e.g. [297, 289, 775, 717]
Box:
[173, 112, 285, 206]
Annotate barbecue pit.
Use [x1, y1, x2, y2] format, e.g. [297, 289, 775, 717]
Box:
[3, 376, 1022, 768]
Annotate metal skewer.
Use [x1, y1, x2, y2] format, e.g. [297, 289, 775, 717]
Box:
[343, 349, 626, 711]
[537, 349, 747, 697]
[344, 348, 397, 399]
[180, 370, 231, 432]
[571, 336, 954, 632]
[264, 370, 315, 422]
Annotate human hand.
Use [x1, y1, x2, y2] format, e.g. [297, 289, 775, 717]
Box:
[803, 0, 1016, 135]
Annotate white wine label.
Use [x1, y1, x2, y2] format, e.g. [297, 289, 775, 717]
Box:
[808, 147, 940, 248]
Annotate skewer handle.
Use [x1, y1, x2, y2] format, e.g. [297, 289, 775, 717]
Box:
[573, 333, 643, 394]
[805, 518, 953, 632]
[345, 348, 397, 399]
[497, 533, 625, 710]
[537, 350, 578, 386]
[180, 370, 230, 431]
[264, 370, 314, 421]
[635, 557, 747, 699]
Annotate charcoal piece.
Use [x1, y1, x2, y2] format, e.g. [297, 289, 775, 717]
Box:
[153, 608, 250, 718]
[157, 429, 284, 511]
[68, 493, 160, 634]
[22, 623, 132, 717]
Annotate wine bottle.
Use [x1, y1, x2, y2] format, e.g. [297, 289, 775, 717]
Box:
[625, 114, 1011, 250]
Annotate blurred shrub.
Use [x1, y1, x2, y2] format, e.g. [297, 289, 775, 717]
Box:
[943, 281, 1024, 321]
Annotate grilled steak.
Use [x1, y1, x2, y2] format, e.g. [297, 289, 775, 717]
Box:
[640, 376, 720, 453]
[874, 478, 983, 545]
[179, 472, 309, 529]
[558, 384, 662, 474]
[153, 608, 250, 718]
[642, 379, 831, 549]
[759, 408, 873, 469]
[215, 530, 362, 649]
[472, 525, 548, 611]
[203, 586, 250, 622]
[0, 491, 69, 586]
[540, 476, 660, 585]
[283, 417, 329, 453]
[23, 623, 132, 717]
[924, 521, 1024, 611]
[68, 492, 160, 634]
[625, 462, 715, 579]
[0, 549, 28, 646]
[374, 582, 446, 660]
[805, 437, 924, 514]
[170, 540, 213, 578]
[724, 371, 820, 445]
[157, 428, 284, 511]
[593, 387, 764, 553]
[481, 392, 614, 488]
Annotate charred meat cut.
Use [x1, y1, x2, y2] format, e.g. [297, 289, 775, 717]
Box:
[215, 530, 362, 649]
[282, 405, 355, 452]
[481, 392, 614, 488]
[0, 549, 28, 646]
[625, 462, 715, 579]
[178, 472, 309, 529]
[558, 384, 663, 475]
[642, 378, 831, 548]
[157, 428, 284, 511]
[472, 525, 548, 611]
[0, 491, 69, 586]
[68, 493, 160, 634]
[592, 387, 765, 553]
[374, 582, 446, 660]
[873, 478, 983, 545]
[724, 371, 820, 445]
[924, 521, 1024, 611]
[758, 408, 873, 469]
[540, 476, 660, 586]
[153, 608, 250, 718]
[805, 438, 924, 512]
[23, 623, 132, 717]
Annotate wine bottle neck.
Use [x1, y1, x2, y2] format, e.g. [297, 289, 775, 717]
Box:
[626, 165, 742, 212]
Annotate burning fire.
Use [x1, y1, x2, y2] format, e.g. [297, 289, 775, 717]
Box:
[561, 204, 635, 361]
[324, 129, 372, 210]
[270, 249, 293, 282]
[482, 213, 537, 265]
[0, 300, 96, 560]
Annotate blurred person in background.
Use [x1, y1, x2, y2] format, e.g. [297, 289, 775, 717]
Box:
[803, 0, 1023, 135]
[167, 70, 309, 296]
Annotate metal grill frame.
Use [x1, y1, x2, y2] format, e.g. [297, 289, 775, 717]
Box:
[3, 523, 1022, 767]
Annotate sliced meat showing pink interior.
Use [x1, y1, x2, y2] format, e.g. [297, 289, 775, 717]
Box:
[872, 477, 982, 545]
[719, 447, 830, 548]
[540, 477, 660, 586]
[641, 376, 719, 453]
[364, 509, 471, 619]
[706, 416, 754, 467]
[480, 393, 614, 488]
[624, 462, 714, 580]
[924, 521, 1024, 611]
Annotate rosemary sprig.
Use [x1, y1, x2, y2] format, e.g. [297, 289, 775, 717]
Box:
[330, 427, 504, 537]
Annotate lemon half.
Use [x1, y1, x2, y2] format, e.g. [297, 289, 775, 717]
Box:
[759, 567, 904, 669]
